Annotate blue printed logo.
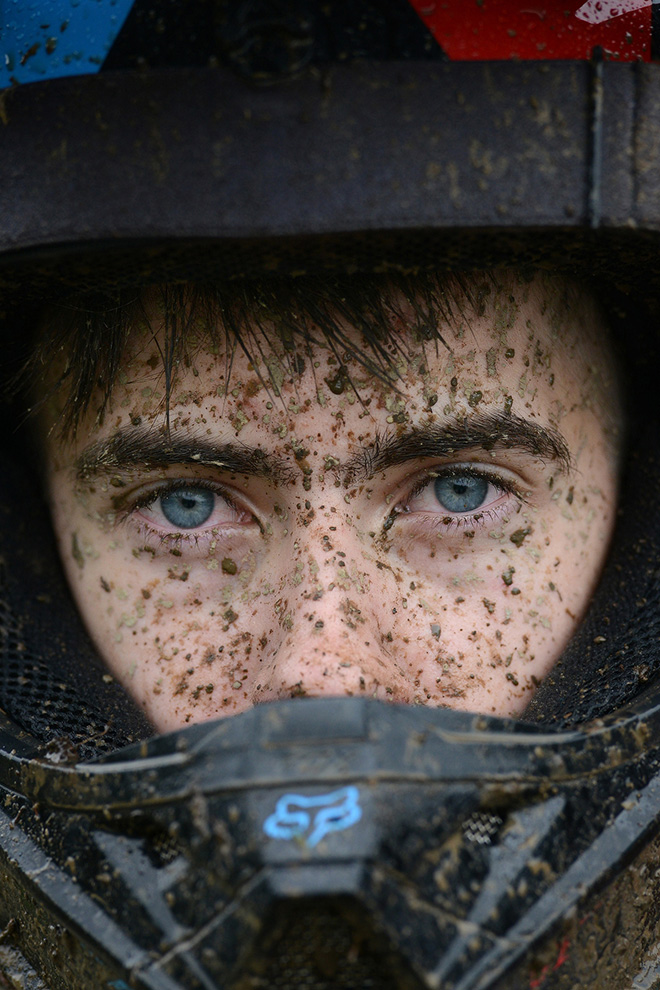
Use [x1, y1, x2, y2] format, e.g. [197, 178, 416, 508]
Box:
[263, 786, 362, 847]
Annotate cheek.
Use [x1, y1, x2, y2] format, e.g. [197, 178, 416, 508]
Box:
[382, 477, 615, 715]
[359, 546, 547, 715]
[49, 489, 259, 728]
[63, 552, 263, 729]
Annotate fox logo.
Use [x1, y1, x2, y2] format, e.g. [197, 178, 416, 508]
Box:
[263, 786, 362, 847]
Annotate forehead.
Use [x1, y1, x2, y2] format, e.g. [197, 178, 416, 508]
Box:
[124, 270, 608, 399]
[40, 268, 617, 457]
[57, 269, 609, 488]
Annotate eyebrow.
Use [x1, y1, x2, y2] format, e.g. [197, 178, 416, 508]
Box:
[341, 412, 572, 483]
[75, 412, 571, 484]
[75, 428, 295, 483]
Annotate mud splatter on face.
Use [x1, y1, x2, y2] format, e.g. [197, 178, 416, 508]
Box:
[41, 272, 621, 730]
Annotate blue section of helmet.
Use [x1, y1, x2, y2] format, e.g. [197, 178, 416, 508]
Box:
[1, 0, 135, 89]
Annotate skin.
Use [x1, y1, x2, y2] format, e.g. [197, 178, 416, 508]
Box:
[40, 272, 621, 731]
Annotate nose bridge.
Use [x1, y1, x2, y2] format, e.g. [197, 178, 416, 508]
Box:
[277, 524, 375, 648]
[252, 518, 414, 705]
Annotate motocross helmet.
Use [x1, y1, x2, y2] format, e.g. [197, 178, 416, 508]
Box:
[1, 3, 660, 989]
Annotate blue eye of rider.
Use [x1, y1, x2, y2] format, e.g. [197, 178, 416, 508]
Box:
[434, 474, 489, 513]
[159, 488, 215, 529]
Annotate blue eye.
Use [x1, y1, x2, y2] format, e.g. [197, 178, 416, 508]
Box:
[434, 474, 489, 513]
[159, 488, 215, 529]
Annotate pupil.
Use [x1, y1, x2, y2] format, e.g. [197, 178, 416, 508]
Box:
[434, 475, 488, 513]
[160, 488, 215, 529]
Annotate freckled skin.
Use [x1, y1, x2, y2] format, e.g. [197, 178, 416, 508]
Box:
[42, 273, 621, 730]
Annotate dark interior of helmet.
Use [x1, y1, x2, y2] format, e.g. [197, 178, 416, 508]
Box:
[1, 233, 659, 755]
[0, 457, 153, 759]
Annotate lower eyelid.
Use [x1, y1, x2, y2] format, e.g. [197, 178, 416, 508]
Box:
[128, 510, 254, 550]
[399, 496, 517, 536]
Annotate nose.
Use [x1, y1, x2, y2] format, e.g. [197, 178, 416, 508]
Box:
[251, 541, 415, 707]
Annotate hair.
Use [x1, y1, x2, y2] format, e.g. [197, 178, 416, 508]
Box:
[18, 267, 622, 452]
[22, 269, 502, 439]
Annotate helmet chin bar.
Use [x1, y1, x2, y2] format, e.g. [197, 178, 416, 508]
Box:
[0, 696, 658, 990]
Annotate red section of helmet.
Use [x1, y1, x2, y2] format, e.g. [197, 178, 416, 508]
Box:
[408, 1, 652, 61]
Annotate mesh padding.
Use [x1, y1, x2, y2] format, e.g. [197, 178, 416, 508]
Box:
[462, 811, 503, 846]
[232, 902, 412, 990]
[526, 422, 660, 725]
[0, 458, 152, 759]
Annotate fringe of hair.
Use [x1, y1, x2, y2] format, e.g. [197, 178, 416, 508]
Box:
[18, 270, 499, 438]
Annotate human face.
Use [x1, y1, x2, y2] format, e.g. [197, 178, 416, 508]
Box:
[41, 273, 620, 731]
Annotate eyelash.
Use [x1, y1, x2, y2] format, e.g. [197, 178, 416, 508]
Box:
[122, 479, 253, 545]
[131, 478, 226, 510]
[394, 466, 524, 532]
[118, 463, 527, 549]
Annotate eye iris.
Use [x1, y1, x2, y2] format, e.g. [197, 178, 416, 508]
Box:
[160, 488, 215, 529]
[434, 475, 488, 513]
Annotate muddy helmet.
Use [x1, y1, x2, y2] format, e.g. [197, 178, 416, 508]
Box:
[1, 3, 660, 989]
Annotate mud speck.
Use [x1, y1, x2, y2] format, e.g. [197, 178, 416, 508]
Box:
[325, 366, 348, 395]
[510, 526, 532, 547]
[72, 533, 84, 570]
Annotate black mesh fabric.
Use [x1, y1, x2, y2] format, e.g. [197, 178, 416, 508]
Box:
[0, 589, 122, 751]
[230, 901, 414, 990]
[525, 420, 660, 726]
[0, 457, 152, 759]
